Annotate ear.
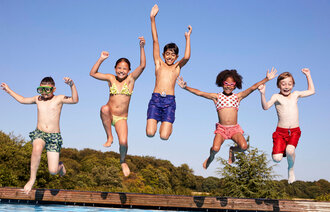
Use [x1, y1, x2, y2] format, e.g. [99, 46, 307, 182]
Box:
[53, 87, 56, 93]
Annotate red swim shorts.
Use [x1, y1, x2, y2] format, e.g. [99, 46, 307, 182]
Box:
[272, 127, 301, 156]
[214, 123, 244, 139]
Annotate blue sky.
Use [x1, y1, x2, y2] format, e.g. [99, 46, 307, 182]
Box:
[1, 0, 329, 182]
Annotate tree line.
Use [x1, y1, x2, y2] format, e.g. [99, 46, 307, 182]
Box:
[0, 131, 329, 200]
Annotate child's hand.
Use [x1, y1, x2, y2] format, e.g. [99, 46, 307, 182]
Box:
[100, 51, 109, 61]
[266, 67, 277, 80]
[139, 36, 145, 47]
[64, 77, 74, 87]
[150, 4, 159, 18]
[177, 76, 187, 89]
[1, 82, 10, 92]
[185, 25, 192, 38]
[301, 68, 310, 75]
[258, 84, 266, 94]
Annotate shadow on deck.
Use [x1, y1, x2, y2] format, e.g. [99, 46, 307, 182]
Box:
[1, 187, 329, 211]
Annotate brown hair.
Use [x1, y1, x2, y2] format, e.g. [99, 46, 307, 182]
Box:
[40, 77, 55, 86]
[277, 72, 295, 88]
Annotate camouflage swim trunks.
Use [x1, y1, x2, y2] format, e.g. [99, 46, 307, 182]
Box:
[29, 129, 63, 152]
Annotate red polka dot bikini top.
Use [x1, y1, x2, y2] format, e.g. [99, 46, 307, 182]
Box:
[215, 92, 240, 111]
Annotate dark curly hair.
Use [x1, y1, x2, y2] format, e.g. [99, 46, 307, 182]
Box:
[216, 69, 243, 89]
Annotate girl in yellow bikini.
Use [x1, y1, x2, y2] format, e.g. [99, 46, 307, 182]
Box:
[90, 37, 146, 176]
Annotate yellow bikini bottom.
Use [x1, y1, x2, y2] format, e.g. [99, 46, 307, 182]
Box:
[111, 115, 127, 126]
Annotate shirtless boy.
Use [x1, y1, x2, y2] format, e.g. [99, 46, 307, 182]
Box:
[146, 4, 192, 140]
[258, 68, 315, 183]
[1, 76, 78, 193]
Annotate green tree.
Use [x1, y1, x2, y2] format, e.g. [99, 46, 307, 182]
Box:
[216, 138, 283, 199]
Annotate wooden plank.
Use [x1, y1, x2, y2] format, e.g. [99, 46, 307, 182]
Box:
[1, 187, 329, 211]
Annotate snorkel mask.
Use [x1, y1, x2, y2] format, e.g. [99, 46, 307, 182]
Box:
[37, 86, 54, 94]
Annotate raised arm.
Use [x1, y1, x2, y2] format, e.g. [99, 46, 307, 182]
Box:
[150, 4, 162, 66]
[131, 36, 146, 80]
[296, 68, 315, 97]
[89, 51, 112, 81]
[62, 77, 79, 104]
[177, 76, 217, 100]
[177, 26, 192, 68]
[238, 67, 277, 100]
[258, 84, 277, 110]
[1, 83, 36, 104]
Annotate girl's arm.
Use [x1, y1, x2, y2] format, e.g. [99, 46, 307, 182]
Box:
[89, 51, 112, 81]
[296, 68, 315, 98]
[131, 37, 146, 80]
[150, 4, 162, 67]
[62, 77, 79, 104]
[177, 76, 217, 100]
[238, 67, 277, 101]
[258, 84, 277, 110]
[177, 26, 192, 69]
[1, 83, 36, 104]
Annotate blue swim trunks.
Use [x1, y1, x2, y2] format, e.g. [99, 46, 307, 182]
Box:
[147, 93, 176, 124]
[29, 129, 63, 152]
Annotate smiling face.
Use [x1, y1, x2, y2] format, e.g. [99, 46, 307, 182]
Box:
[115, 61, 130, 79]
[278, 77, 294, 96]
[162, 49, 178, 66]
[222, 77, 236, 95]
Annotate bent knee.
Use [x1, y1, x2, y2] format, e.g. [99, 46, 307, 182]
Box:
[146, 130, 156, 138]
[100, 105, 111, 114]
[240, 143, 248, 151]
[272, 155, 282, 163]
[286, 146, 296, 156]
[160, 134, 170, 140]
[48, 168, 58, 175]
[212, 146, 221, 152]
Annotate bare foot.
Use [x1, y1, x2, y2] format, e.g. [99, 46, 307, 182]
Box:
[288, 168, 295, 184]
[103, 138, 113, 147]
[121, 163, 130, 177]
[59, 162, 66, 177]
[228, 147, 235, 165]
[203, 158, 208, 169]
[23, 179, 35, 194]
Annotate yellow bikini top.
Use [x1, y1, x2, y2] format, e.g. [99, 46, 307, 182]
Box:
[109, 82, 132, 96]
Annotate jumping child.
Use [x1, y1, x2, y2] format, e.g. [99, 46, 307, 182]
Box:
[1, 76, 79, 194]
[177, 68, 277, 168]
[89, 37, 146, 177]
[258, 68, 315, 183]
[146, 4, 192, 140]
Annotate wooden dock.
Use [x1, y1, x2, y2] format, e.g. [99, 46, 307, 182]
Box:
[0, 187, 329, 211]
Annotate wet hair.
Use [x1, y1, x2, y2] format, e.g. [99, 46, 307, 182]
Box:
[277, 72, 295, 88]
[216, 69, 243, 89]
[40, 77, 55, 86]
[115, 58, 131, 70]
[163, 43, 179, 55]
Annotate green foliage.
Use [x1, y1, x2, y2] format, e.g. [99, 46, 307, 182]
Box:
[0, 131, 329, 199]
[216, 138, 283, 199]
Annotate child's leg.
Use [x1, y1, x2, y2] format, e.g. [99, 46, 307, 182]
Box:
[100, 104, 114, 147]
[24, 138, 45, 194]
[159, 121, 173, 140]
[114, 119, 130, 177]
[229, 133, 248, 164]
[146, 119, 158, 137]
[203, 134, 225, 169]
[286, 144, 296, 184]
[272, 153, 283, 163]
[47, 152, 66, 176]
